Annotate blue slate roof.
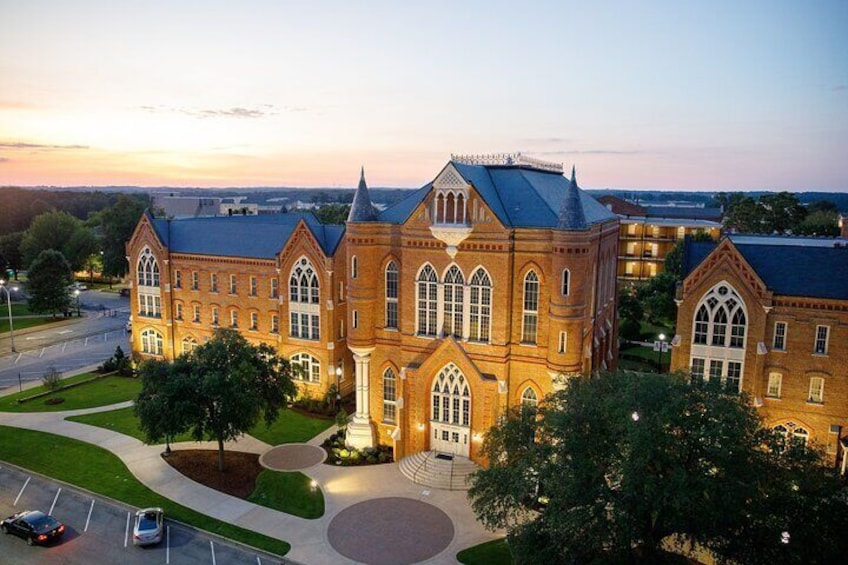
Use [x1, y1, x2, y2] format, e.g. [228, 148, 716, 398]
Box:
[683, 238, 848, 300]
[348, 167, 377, 222]
[377, 161, 616, 229]
[149, 212, 344, 259]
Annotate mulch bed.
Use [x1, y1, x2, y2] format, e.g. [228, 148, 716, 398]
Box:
[163, 450, 263, 499]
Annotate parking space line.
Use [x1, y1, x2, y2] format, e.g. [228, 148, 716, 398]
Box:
[166, 525, 170, 564]
[124, 511, 130, 547]
[210, 540, 216, 565]
[13, 476, 30, 505]
[39, 347, 45, 358]
[257, 557, 262, 565]
[84, 499, 95, 532]
[49, 487, 62, 515]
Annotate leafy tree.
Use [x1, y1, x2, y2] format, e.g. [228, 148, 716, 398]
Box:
[724, 195, 762, 232]
[635, 272, 678, 324]
[314, 203, 352, 225]
[135, 356, 199, 453]
[795, 210, 839, 236]
[468, 371, 848, 564]
[21, 210, 97, 272]
[0, 231, 24, 279]
[91, 195, 146, 279]
[663, 231, 714, 279]
[26, 249, 73, 316]
[759, 192, 807, 233]
[135, 329, 297, 471]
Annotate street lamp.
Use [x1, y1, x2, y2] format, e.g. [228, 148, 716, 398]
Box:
[0, 279, 20, 353]
[334, 365, 343, 412]
[656, 333, 666, 373]
[74, 289, 81, 317]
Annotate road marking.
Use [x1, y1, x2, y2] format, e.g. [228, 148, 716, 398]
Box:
[84, 337, 89, 346]
[84, 499, 95, 532]
[49, 487, 62, 515]
[62, 342, 68, 352]
[58, 330, 73, 335]
[124, 511, 130, 547]
[39, 348, 45, 358]
[13, 477, 30, 505]
[14, 353, 22, 364]
[166, 525, 170, 564]
[257, 557, 262, 565]
[210, 540, 217, 565]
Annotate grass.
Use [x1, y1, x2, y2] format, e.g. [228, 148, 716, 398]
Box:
[247, 408, 334, 445]
[248, 470, 324, 519]
[70, 405, 333, 446]
[619, 343, 670, 372]
[0, 315, 64, 333]
[457, 538, 513, 564]
[67, 406, 196, 443]
[0, 425, 290, 556]
[0, 374, 141, 413]
[8, 303, 35, 316]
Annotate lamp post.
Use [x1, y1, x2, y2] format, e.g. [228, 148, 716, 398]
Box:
[335, 365, 343, 412]
[74, 289, 81, 317]
[655, 333, 666, 373]
[0, 279, 19, 353]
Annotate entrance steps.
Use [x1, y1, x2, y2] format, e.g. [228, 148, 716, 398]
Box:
[398, 451, 480, 491]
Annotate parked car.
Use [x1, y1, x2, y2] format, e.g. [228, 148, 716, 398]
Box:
[125, 320, 132, 333]
[119, 288, 131, 297]
[132, 507, 164, 546]
[1, 510, 65, 546]
[69, 282, 88, 291]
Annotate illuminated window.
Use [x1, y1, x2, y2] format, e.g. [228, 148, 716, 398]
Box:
[814, 326, 829, 355]
[443, 266, 464, 338]
[521, 271, 539, 344]
[291, 353, 320, 383]
[469, 269, 492, 342]
[417, 265, 438, 336]
[385, 261, 398, 329]
[140, 329, 163, 355]
[773, 322, 787, 351]
[767, 373, 782, 398]
[383, 368, 397, 423]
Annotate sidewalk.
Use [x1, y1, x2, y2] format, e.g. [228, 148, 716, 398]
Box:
[0, 402, 497, 564]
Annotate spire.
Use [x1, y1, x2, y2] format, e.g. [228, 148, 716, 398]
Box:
[557, 165, 587, 230]
[347, 166, 377, 222]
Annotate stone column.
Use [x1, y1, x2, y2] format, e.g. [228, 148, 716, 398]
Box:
[346, 346, 375, 449]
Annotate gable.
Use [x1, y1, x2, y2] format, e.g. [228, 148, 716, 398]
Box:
[433, 163, 470, 191]
[683, 239, 771, 303]
[278, 219, 330, 272]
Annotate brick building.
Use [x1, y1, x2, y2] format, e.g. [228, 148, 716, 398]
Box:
[670, 234, 848, 471]
[127, 154, 619, 466]
[596, 195, 722, 285]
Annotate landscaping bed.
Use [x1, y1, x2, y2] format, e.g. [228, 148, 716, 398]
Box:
[322, 430, 393, 466]
[164, 449, 324, 519]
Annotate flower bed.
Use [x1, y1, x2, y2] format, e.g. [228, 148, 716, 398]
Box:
[322, 430, 393, 466]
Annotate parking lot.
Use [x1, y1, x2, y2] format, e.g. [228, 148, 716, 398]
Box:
[0, 463, 285, 564]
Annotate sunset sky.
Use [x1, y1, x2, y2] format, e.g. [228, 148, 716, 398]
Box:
[1, 1, 846, 191]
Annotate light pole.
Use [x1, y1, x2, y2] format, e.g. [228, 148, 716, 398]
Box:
[335, 365, 343, 412]
[0, 279, 20, 353]
[655, 333, 666, 373]
[74, 289, 81, 317]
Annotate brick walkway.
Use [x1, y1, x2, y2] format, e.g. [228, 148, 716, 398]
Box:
[259, 443, 326, 470]
[327, 497, 454, 565]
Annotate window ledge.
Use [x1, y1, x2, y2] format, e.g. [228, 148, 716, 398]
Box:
[806, 400, 824, 406]
[812, 353, 829, 358]
[764, 395, 781, 401]
[295, 380, 321, 386]
[772, 349, 787, 353]
[519, 342, 538, 347]
[415, 334, 438, 340]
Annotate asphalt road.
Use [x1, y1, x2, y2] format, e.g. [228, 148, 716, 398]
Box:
[0, 290, 130, 391]
[0, 463, 285, 564]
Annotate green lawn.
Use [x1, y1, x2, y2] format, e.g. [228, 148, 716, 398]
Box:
[619, 343, 670, 372]
[70, 405, 333, 446]
[0, 374, 141, 412]
[0, 315, 64, 333]
[248, 470, 324, 519]
[8, 303, 34, 316]
[248, 408, 333, 445]
[0, 426, 290, 557]
[457, 538, 513, 564]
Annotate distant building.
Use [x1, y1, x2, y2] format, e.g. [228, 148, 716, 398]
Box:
[597, 195, 722, 284]
[671, 234, 848, 472]
[151, 195, 222, 219]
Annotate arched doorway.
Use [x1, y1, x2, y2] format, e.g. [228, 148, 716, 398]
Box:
[430, 363, 471, 457]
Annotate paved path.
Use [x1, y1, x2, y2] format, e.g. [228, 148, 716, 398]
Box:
[0, 401, 500, 564]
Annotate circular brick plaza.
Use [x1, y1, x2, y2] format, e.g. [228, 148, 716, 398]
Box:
[259, 444, 326, 471]
[327, 497, 454, 565]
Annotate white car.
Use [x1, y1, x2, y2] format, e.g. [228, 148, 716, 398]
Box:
[69, 282, 88, 291]
[132, 507, 164, 546]
[125, 320, 132, 333]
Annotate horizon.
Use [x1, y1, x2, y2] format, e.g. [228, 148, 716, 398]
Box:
[1, 1, 847, 192]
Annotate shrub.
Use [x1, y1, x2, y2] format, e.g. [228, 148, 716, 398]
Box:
[41, 367, 62, 392]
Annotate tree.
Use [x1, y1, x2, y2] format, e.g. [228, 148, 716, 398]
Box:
[135, 329, 297, 471]
[135, 356, 199, 454]
[26, 249, 73, 316]
[314, 203, 351, 225]
[92, 195, 146, 279]
[0, 231, 24, 279]
[21, 210, 97, 272]
[468, 371, 848, 564]
[635, 272, 678, 324]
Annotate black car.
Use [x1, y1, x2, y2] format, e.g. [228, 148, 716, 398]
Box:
[1, 510, 65, 545]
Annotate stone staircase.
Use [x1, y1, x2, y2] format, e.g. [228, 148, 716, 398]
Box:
[398, 451, 480, 491]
